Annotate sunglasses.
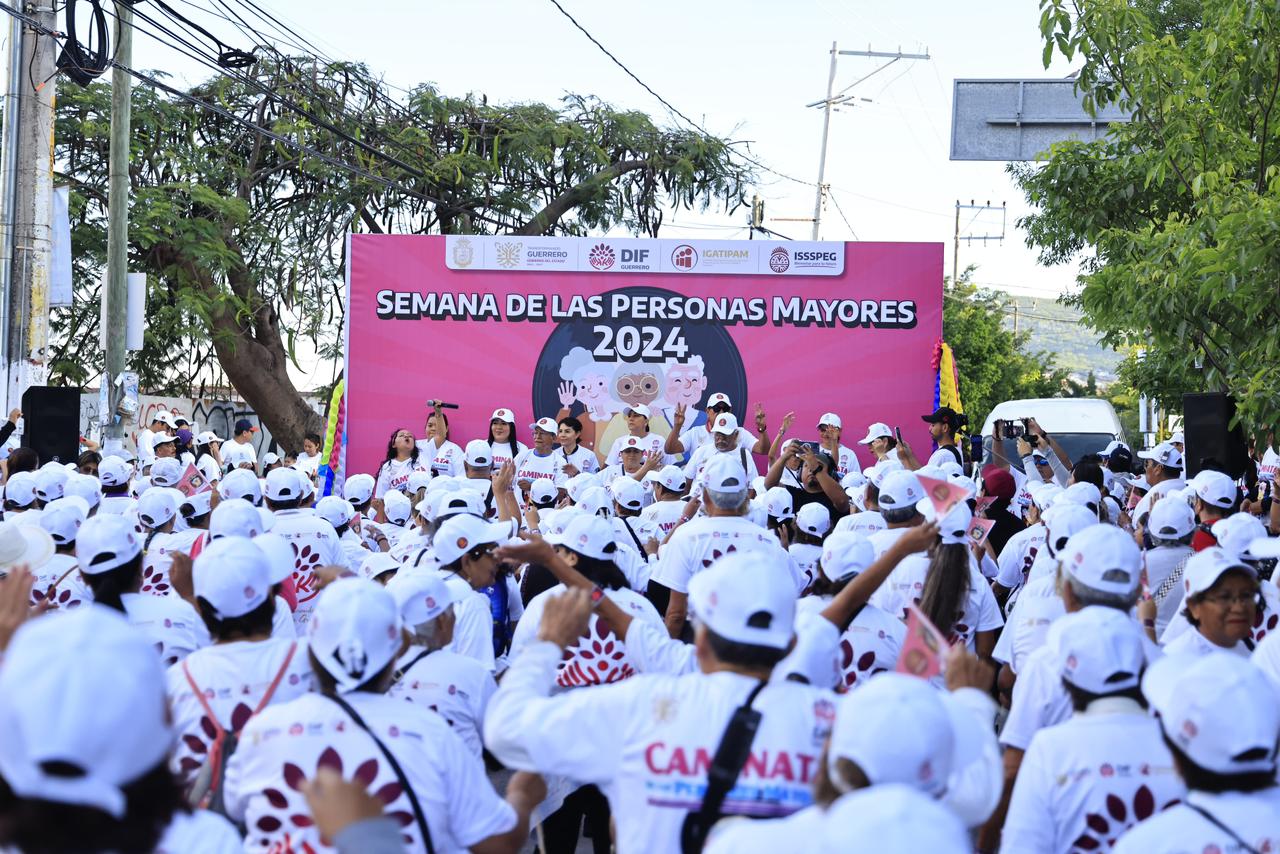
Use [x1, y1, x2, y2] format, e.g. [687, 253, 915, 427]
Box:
[467, 543, 497, 561]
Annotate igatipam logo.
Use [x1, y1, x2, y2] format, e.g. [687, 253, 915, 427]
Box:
[671, 244, 698, 270]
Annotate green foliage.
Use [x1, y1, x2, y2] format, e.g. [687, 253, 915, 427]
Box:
[1014, 0, 1280, 440]
[944, 271, 1065, 429]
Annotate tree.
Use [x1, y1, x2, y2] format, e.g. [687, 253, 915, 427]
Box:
[53, 59, 754, 448]
[1014, 0, 1280, 438]
[944, 271, 1064, 429]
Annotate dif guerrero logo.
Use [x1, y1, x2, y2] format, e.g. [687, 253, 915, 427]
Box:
[588, 243, 616, 270]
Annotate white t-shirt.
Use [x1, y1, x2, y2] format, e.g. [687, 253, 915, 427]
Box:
[552, 445, 599, 484]
[511, 584, 664, 691]
[442, 574, 497, 671]
[1253, 629, 1280, 691]
[294, 451, 321, 477]
[153, 808, 243, 853]
[1003, 700, 1186, 854]
[1163, 627, 1252, 658]
[97, 494, 138, 516]
[28, 553, 91, 611]
[1132, 477, 1187, 523]
[782, 597, 907, 691]
[415, 437, 464, 477]
[1112, 788, 1280, 854]
[648, 515, 797, 595]
[1000, 643, 1074, 752]
[485, 643, 835, 854]
[230, 439, 259, 465]
[995, 522, 1046, 590]
[270, 508, 345, 629]
[870, 553, 1004, 651]
[121, 592, 205, 667]
[788, 542, 823, 595]
[686, 446, 759, 494]
[143, 528, 204, 597]
[165, 638, 313, 787]
[704, 804, 825, 854]
[390, 646, 497, 758]
[196, 454, 221, 485]
[826, 443, 862, 479]
[513, 448, 559, 491]
[225, 691, 516, 854]
[488, 440, 527, 473]
[867, 526, 912, 559]
[375, 457, 430, 499]
[640, 499, 685, 540]
[992, 591, 1064, 673]
[678, 422, 756, 458]
[605, 432, 672, 467]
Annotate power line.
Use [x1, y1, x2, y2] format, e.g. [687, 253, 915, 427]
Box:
[827, 192, 859, 240]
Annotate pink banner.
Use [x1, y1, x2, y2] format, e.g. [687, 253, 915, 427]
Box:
[346, 235, 942, 476]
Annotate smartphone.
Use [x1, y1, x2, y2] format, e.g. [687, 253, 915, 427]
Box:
[894, 426, 903, 443]
[970, 435, 984, 463]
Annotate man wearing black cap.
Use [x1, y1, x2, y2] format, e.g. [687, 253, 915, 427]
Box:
[921, 406, 966, 467]
[231, 418, 259, 470]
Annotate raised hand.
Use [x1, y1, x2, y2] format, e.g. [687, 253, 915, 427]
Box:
[780, 411, 795, 434]
[754, 402, 768, 433]
[536, 588, 593, 648]
[672, 402, 687, 429]
[558, 381, 576, 408]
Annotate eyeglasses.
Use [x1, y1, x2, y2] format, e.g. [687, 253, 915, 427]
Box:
[467, 543, 497, 561]
[1199, 590, 1261, 607]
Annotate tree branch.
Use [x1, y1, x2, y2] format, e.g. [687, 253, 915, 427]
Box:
[513, 159, 649, 236]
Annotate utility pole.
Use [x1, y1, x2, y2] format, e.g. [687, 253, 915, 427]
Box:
[806, 44, 930, 241]
[2, 2, 56, 411]
[103, 1, 133, 443]
[1012, 301, 1020, 336]
[952, 200, 959, 283]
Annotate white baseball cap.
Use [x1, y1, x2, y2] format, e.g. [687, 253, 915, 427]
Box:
[218, 468, 261, 503]
[530, 417, 559, 435]
[576, 485, 613, 518]
[179, 490, 215, 520]
[1049, 606, 1144, 694]
[316, 495, 356, 529]
[1138, 441, 1184, 470]
[490, 408, 516, 424]
[611, 477, 645, 511]
[264, 467, 301, 503]
[195, 430, 223, 445]
[1149, 498, 1195, 540]
[565, 472, 599, 504]
[1059, 524, 1141, 596]
[1061, 481, 1102, 512]
[796, 502, 832, 536]
[818, 412, 843, 429]
[0, 606, 170, 817]
[1192, 469, 1237, 509]
[1041, 503, 1100, 554]
[915, 498, 972, 545]
[431, 489, 486, 522]
[252, 532, 296, 586]
[706, 392, 732, 409]
[148, 458, 183, 489]
[193, 535, 272, 619]
[388, 571, 459, 627]
[359, 552, 400, 583]
[819, 531, 875, 582]
[463, 439, 492, 468]
[841, 511, 887, 536]
[764, 486, 794, 521]
[1028, 481, 1063, 509]
[947, 474, 977, 501]
[97, 457, 132, 488]
[1182, 547, 1257, 599]
[135, 488, 178, 529]
[383, 490, 411, 524]
[877, 470, 924, 511]
[37, 498, 88, 546]
[407, 470, 433, 493]
[2, 471, 37, 508]
[34, 466, 69, 503]
[710, 413, 739, 436]
[308, 577, 403, 693]
[76, 514, 143, 575]
[261, 452, 281, 468]
[840, 471, 868, 490]
[644, 464, 686, 493]
[819, 785, 968, 853]
[433, 513, 509, 565]
[529, 478, 559, 506]
[618, 435, 645, 454]
[343, 473, 375, 505]
[701, 453, 749, 493]
[547, 513, 617, 561]
[688, 551, 796, 650]
[1142, 652, 1279, 775]
[623, 404, 651, 418]
[858, 422, 892, 445]
[151, 410, 174, 427]
[63, 474, 101, 510]
[1100, 440, 1127, 457]
[210, 497, 272, 540]
[150, 433, 177, 453]
[0, 521, 54, 572]
[1169, 431, 1185, 445]
[1210, 513, 1269, 560]
[827, 673, 954, 796]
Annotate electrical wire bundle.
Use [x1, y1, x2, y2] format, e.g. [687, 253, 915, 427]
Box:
[56, 0, 110, 86]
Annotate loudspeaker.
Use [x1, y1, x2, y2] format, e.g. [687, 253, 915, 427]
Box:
[1182, 393, 1250, 479]
[20, 385, 81, 465]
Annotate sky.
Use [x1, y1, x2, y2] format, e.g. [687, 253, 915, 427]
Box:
[115, 0, 1088, 390]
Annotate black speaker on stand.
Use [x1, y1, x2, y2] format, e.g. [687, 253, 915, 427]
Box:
[20, 385, 81, 465]
[1182, 392, 1251, 480]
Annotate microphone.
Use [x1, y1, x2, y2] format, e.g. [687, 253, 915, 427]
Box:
[426, 400, 460, 410]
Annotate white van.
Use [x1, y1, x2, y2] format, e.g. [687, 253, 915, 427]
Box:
[980, 398, 1125, 465]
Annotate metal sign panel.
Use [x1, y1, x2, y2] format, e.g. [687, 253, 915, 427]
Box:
[950, 79, 1130, 161]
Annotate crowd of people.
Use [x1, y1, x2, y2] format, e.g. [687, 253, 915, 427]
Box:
[0, 396, 1278, 853]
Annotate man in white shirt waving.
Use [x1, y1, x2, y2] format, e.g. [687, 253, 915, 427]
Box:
[485, 553, 835, 854]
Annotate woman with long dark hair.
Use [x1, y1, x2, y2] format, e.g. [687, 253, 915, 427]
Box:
[75, 514, 206, 666]
[487, 407, 527, 471]
[374, 427, 427, 499]
[0, 605, 242, 852]
[417, 409, 463, 477]
[914, 501, 1002, 658]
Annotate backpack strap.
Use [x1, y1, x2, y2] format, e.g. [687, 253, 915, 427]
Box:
[1183, 802, 1263, 854]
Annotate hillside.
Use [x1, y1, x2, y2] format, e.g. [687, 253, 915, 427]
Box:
[998, 293, 1123, 380]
